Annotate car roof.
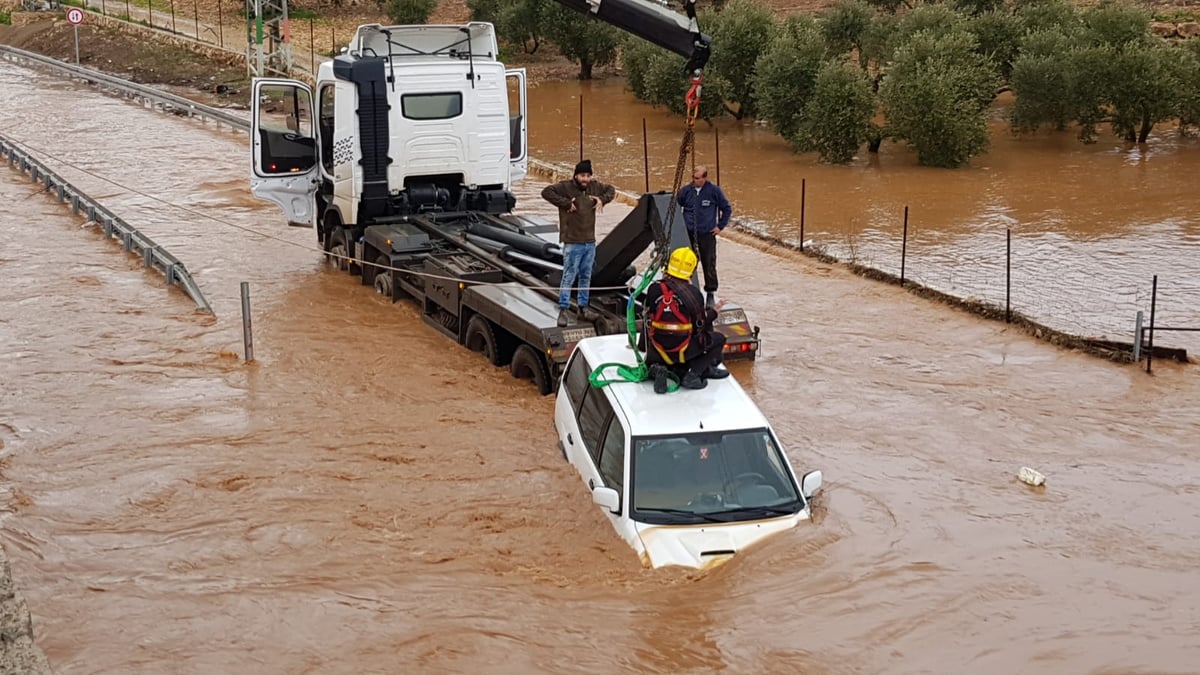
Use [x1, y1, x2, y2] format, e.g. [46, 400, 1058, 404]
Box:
[575, 334, 771, 436]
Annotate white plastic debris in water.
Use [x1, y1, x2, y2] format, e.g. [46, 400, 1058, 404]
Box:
[1018, 466, 1046, 487]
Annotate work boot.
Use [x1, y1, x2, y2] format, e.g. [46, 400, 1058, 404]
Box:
[557, 309, 570, 327]
[705, 364, 731, 379]
[680, 371, 708, 390]
[650, 364, 668, 395]
[706, 292, 716, 309]
[578, 306, 599, 322]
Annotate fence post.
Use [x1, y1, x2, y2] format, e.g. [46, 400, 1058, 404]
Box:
[310, 18, 315, 73]
[125, 0, 129, 19]
[1146, 275, 1157, 374]
[170, 0, 176, 33]
[1006, 228, 1011, 323]
[642, 117, 649, 193]
[148, 0, 153, 28]
[193, 0, 199, 37]
[799, 178, 806, 251]
[241, 281, 254, 362]
[900, 206, 909, 284]
[578, 94, 584, 162]
[101, 0, 106, 15]
[1133, 310, 1144, 363]
[714, 126, 720, 185]
[218, 0, 224, 47]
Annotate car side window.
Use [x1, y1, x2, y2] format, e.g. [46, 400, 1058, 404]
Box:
[597, 415, 625, 496]
[576, 386, 613, 467]
[563, 351, 591, 417]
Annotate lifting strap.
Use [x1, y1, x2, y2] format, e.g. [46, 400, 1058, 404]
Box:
[588, 72, 704, 392]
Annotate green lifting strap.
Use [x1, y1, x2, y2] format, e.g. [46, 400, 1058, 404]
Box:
[587, 263, 680, 393]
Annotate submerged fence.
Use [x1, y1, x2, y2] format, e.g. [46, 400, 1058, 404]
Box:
[0, 134, 213, 314]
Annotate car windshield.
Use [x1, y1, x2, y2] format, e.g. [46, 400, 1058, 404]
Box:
[631, 429, 803, 525]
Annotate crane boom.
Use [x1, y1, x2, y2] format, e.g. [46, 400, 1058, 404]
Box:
[553, 0, 712, 75]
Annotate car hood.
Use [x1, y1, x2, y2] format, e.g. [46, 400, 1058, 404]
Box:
[634, 512, 806, 570]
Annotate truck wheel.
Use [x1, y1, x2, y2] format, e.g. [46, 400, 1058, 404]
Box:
[465, 315, 502, 367]
[373, 255, 393, 297]
[511, 344, 552, 396]
[327, 231, 349, 272]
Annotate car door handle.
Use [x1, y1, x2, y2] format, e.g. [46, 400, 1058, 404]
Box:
[567, 433, 574, 445]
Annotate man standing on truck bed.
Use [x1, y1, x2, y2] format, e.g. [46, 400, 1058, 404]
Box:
[676, 165, 732, 308]
[541, 159, 616, 328]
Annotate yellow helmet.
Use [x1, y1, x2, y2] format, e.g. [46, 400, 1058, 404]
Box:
[665, 247, 698, 280]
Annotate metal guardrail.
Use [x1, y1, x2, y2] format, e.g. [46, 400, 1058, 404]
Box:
[0, 44, 251, 133]
[0, 135, 213, 313]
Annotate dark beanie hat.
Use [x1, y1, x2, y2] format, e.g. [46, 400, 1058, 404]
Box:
[574, 159, 593, 175]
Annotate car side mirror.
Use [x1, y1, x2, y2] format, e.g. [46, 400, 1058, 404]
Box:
[592, 486, 620, 514]
[801, 470, 823, 499]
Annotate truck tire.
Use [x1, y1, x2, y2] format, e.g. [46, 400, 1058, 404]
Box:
[510, 344, 552, 396]
[373, 254, 393, 297]
[327, 230, 349, 272]
[465, 315, 502, 367]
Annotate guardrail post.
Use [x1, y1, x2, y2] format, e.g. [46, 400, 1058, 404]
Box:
[166, 263, 177, 285]
[241, 281, 254, 362]
[70, 193, 80, 214]
[900, 205, 909, 284]
[123, 230, 133, 251]
[1132, 310, 1144, 363]
[144, 246, 154, 268]
[56, 182, 66, 202]
[103, 217, 113, 237]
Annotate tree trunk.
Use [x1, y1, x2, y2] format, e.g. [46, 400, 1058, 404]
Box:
[1138, 111, 1152, 143]
[868, 135, 882, 153]
[579, 60, 593, 80]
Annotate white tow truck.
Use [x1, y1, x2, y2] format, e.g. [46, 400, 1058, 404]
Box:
[246, 4, 760, 395]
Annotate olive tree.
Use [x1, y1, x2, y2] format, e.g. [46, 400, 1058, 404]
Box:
[704, 0, 778, 118]
[880, 30, 1000, 167]
[1010, 29, 1079, 131]
[793, 61, 877, 163]
[621, 37, 729, 120]
[753, 15, 827, 139]
[969, 9, 1023, 82]
[820, 0, 873, 61]
[466, 0, 548, 54]
[1179, 40, 1200, 132]
[542, 4, 622, 79]
[387, 0, 436, 24]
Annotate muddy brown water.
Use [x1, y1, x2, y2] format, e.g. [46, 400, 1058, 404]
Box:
[528, 78, 1200, 354]
[3, 61, 1200, 673]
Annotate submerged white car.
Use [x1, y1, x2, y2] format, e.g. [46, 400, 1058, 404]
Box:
[554, 334, 823, 570]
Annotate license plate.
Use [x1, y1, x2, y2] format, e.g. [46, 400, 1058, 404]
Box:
[561, 328, 594, 343]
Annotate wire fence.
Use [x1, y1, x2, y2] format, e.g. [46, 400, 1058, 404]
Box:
[731, 183, 1197, 369]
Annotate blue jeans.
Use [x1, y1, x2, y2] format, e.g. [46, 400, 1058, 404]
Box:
[559, 242, 595, 310]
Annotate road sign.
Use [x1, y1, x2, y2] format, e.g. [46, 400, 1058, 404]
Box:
[66, 7, 84, 25]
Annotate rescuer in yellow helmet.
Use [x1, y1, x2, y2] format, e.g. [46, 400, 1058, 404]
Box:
[639, 246, 729, 393]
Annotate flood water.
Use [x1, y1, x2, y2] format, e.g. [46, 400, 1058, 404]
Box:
[528, 78, 1200, 353]
[3, 60, 1200, 673]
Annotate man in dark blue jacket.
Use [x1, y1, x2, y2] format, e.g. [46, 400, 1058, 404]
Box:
[676, 165, 732, 307]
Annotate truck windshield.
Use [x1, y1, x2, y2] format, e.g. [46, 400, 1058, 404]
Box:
[631, 429, 803, 525]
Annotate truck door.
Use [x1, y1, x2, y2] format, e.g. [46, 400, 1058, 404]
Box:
[505, 69, 528, 183]
[250, 78, 319, 227]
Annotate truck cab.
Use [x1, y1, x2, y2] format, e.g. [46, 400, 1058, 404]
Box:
[249, 22, 527, 240]
[555, 334, 822, 569]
